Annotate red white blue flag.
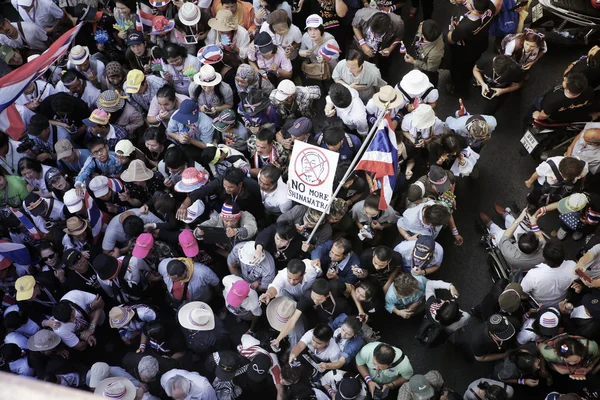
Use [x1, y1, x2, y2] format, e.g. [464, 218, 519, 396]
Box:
[136, 4, 156, 34]
[84, 191, 103, 241]
[355, 113, 398, 210]
[0, 23, 83, 139]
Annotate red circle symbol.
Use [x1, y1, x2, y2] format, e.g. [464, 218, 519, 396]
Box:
[295, 148, 330, 187]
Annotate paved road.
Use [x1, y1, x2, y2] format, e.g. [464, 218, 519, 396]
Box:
[373, 0, 588, 396]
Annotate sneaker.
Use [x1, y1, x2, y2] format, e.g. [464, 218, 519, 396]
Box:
[573, 231, 584, 241]
[557, 227, 569, 240]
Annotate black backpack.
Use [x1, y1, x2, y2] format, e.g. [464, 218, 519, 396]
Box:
[415, 316, 448, 348]
[538, 159, 582, 206]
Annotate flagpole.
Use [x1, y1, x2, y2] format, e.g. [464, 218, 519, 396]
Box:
[305, 105, 390, 246]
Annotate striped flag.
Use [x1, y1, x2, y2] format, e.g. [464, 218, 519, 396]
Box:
[355, 113, 398, 210]
[0, 23, 83, 138]
[0, 240, 33, 266]
[84, 191, 103, 241]
[136, 4, 156, 34]
[10, 208, 41, 240]
[107, 177, 125, 193]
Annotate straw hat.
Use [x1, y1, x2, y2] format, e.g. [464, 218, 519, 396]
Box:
[27, 329, 61, 352]
[179, 2, 201, 26]
[266, 296, 297, 331]
[69, 45, 90, 65]
[372, 86, 403, 110]
[178, 301, 215, 331]
[63, 216, 88, 236]
[208, 9, 237, 32]
[411, 104, 436, 130]
[238, 241, 263, 265]
[193, 64, 222, 86]
[109, 306, 135, 328]
[94, 377, 136, 400]
[400, 70, 431, 96]
[121, 160, 154, 182]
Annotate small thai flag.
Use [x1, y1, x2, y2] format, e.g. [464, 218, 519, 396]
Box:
[318, 42, 341, 61]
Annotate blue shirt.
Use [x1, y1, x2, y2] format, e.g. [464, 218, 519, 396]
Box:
[385, 275, 428, 313]
[75, 152, 124, 187]
[85, 125, 128, 151]
[314, 132, 362, 162]
[29, 125, 70, 154]
[167, 110, 215, 145]
[58, 148, 91, 174]
[312, 239, 360, 285]
[330, 314, 365, 364]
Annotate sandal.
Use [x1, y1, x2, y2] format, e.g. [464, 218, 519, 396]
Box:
[408, 7, 417, 18]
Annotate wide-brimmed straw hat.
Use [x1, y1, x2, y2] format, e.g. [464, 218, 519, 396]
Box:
[193, 64, 222, 86]
[178, 301, 215, 331]
[266, 296, 297, 331]
[121, 160, 154, 182]
[63, 216, 88, 236]
[109, 306, 135, 328]
[372, 85, 403, 110]
[94, 377, 136, 400]
[208, 9, 238, 32]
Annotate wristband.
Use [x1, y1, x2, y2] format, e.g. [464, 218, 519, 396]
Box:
[452, 228, 459, 236]
[540, 206, 547, 215]
[530, 224, 540, 232]
[359, 39, 366, 46]
[364, 375, 372, 384]
[518, 378, 525, 385]
[391, 4, 396, 11]
[327, 388, 335, 396]
[139, 343, 146, 349]
[89, 323, 96, 330]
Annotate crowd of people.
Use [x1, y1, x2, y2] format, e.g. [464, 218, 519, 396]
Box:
[0, 0, 600, 398]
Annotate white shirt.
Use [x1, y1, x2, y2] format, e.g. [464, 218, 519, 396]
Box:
[584, 243, 600, 279]
[0, 21, 48, 51]
[25, 197, 66, 234]
[52, 290, 106, 348]
[4, 332, 29, 350]
[9, 357, 35, 377]
[520, 261, 577, 305]
[222, 275, 262, 318]
[206, 26, 251, 60]
[66, 60, 106, 86]
[326, 85, 368, 137]
[161, 55, 201, 96]
[4, 305, 40, 337]
[160, 369, 217, 400]
[535, 156, 588, 185]
[55, 79, 101, 109]
[260, 22, 303, 59]
[516, 318, 539, 345]
[15, 80, 56, 107]
[401, 113, 444, 142]
[300, 329, 342, 362]
[268, 260, 320, 301]
[85, 366, 139, 387]
[572, 122, 600, 175]
[261, 177, 293, 215]
[397, 200, 442, 238]
[102, 209, 163, 251]
[11, 0, 64, 29]
[394, 240, 444, 269]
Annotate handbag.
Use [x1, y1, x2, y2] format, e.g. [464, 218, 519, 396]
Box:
[301, 39, 333, 81]
[415, 316, 448, 348]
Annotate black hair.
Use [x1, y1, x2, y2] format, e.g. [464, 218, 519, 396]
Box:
[423, 204, 451, 226]
[39, 239, 62, 264]
[200, 146, 218, 167]
[367, 13, 391, 36]
[166, 259, 187, 276]
[517, 231, 539, 254]
[287, 259, 306, 275]
[439, 133, 468, 155]
[260, 163, 282, 183]
[364, 193, 380, 210]
[421, 19, 441, 41]
[143, 126, 168, 145]
[87, 136, 107, 151]
[493, 55, 514, 76]
[440, 390, 462, 400]
[552, 337, 587, 359]
[123, 215, 145, 237]
[356, 278, 379, 301]
[329, 83, 352, 109]
[143, 320, 166, 340]
[0, 131, 8, 149]
[221, 0, 236, 4]
[437, 300, 460, 326]
[163, 146, 187, 169]
[333, 237, 352, 255]
[3, 311, 27, 331]
[473, 0, 489, 12]
[17, 157, 43, 175]
[343, 315, 362, 334]
[346, 49, 364, 67]
[373, 246, 393, 262]
[312, 323, 333, 342]
[155, 193, 175, 215]
[485, 385, 508, 400]
[163, 43, 188, 62]
[50, 93, 78, 115]
[514, 352, 539, 375]
[224, 167, 245, 185]
[52, 301, 74, 323]
[256, 127, 275, 143]
[312, 278, 329, 296]
[565, 72, 588, 95]
[0, 343, 22, 364]
[280, 363, 302, 383]
[61, 70, 81, 85]
[275, 220, 296, 241]
[543, 239, 566, 268]
[322, 125, 345, 147]
[373, 343, 395, 365]
[156, 84, 177, 101]
[29, 114, 50, 136]
[192, 84, 225, 104]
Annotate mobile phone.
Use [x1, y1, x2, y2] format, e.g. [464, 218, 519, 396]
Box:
[184, 35, 197, 44]
[575, 268, 593, 284]
[509, 0, 528, 11]
[482, 89, 496, 100]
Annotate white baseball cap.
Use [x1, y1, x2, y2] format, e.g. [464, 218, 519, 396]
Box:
[274, 79, 296, 102]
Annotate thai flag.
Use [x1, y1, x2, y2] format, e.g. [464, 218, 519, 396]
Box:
[84, 191, 103, 241]
[136, 4, 156, 34]
[355, 113, 398, 210]
[107, 178, 125, 193]
[0, 23, 82, 140]
[10, 208, 41, 240]
[0, 240, 33, 266]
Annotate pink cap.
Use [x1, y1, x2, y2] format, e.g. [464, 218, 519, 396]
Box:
[179, 229, 199, 257]
[226, 279, 250, 308]
[132, 233, 154, 258]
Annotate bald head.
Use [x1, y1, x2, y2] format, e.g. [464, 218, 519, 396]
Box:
[584, 128, 600, 145]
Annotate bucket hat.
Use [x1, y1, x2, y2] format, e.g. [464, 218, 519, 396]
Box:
[400, 70, 431, 96]
[121, 159, 154, 182]
[372, 85, 403, 110]
[208, 9, 238, 32]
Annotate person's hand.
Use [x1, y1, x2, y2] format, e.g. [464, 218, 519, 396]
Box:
[490, 88, 502, 98]
[326, 269, 338, 280]
[404, 54, 415, 64]
[523, 62, 534, 70]
[571, 281, 583, 293]
[173, 0, 184, 6]
[405, 234, 420, 241]
[371, 220, 383, 230]
[311, 259, 321, 268]
[318, 362, 328, 371]
[44, 318, 62, 329]
[288, 352, 297, 364]
[350, 82, 365, 90]
[301, 241, 313, 253]
[158, 110, 171, 121]
[179, 133, 190, 144]
[80, 328, 95, 341]
[367, 381, 381, 397]
[199, 105, 210, 114]
[405, 169, 414, 180]
[270, 338, 281, 349]
[164, 178, 174, 187]
[193, 227, 204, 237]
[91, 294, 104, 310]
[361, 44, 374, 58]
[176, 206, 188, 221]
[352, 265, 367, 278]
[397, 309, 413, 319]
[253, 247, 264, 264]
[87, 334, 97, 346]
[256, 7, 267, 20]
[139, 205, 149, 214]
[296, 223, 306, 233]
[75, 185, 84, 196]
[81, 250, 90, 259]
[454, 234, 464, 246]
[480, 82, 490, 97]
[36, 152, 52, 162]
[411, 266, 426, 276]
[379, 47, 392, 57]
[163, 71, 173, 82]
[118, 189, 131, 202]
[144, 223, 156, 232]
[282, 138, 293, 150]
[250, 280, 260, 290]
[532, 110, 541, 120]
[449, 284, 459, 298]
[54, 268, 66, 281]
[284, 46, 292, 58]
[118, 30, 127, 40]
[143, 63, 152, 74]
[97, 43, 105, 52]
[259, 292, 272, 305]
[225, 227, 238, 238]
[106, 203, 118, 214]
[299, 50, 311, 58]
[324, 105, 336, 117]
[416, 139, 426, 148]
[525, 179, 534, 188]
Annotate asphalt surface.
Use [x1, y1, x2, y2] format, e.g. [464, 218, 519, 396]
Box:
[371, 0, 590, 397]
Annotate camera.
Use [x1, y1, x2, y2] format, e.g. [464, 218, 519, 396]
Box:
[17, 137, 36, 154]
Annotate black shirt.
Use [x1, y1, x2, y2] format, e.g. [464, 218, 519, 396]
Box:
[38, 93, 91, 128]
[476, 54, 523, 89]
[540, 85, 595, 122]
[65, 266, 103, 295]
[337, 176, 368, 202]
[254, 223, 306, 270]
[570, 57, 600, 89]
[297, 286, 351, 326]
[451, 3, 496, 53]
[359, 248, 402, 286]
[470, 323, 517, 358]
[182, 317, 231, 356]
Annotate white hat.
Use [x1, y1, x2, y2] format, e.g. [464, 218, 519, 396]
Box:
[88, 362, 110, 389]
[193, 64, 222, 87]
[63, 188, 84, 213]
[238, 241, 263, 265]
[266, 296, 297, 331]
[115, 139, 136, 157]
[69, 45, 90, 66]
[179, 2, 202, 26]
[182, 199, 205, 224]
[400, 70, 431, 96]
[305, 14, 323, 28]
[274, 80, 296, 102]
[89, 176, 110, 198]
[411, 104, 436, 130]
[178, 301, 215, 331]
[94, 377, 136, 400]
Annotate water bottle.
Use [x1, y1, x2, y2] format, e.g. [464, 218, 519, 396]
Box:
[369, 0, 377, 8]
[559, 31, 574, 39]
[399, 41, 406, 54]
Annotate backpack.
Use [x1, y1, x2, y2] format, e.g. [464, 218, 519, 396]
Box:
[415, 316, 448, 348]
[489, 0, 519, 37]
[538, 159, 581, 206]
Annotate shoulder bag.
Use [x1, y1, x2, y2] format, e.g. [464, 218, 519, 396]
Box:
[301, 39, 333, 81]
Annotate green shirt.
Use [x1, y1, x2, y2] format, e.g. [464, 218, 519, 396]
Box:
[355, 342, 414, 384]
[0, 176, 30, 208]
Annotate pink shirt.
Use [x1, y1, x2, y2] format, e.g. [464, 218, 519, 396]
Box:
[248, 47, 292, 73]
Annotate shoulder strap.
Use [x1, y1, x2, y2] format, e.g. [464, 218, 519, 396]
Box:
[65, 300, 90, 323]
[547, 160, 564, 184]
[414, 180, 427, 198]
[316, 134, 323, 145]
[16, 21, 30, 48]
[308, 38, 333, 54]
[469, 388, 483, 400]
[344, 133, 354, 149]
[397, 86, 414, 102]
[388, 350, 406, 368]
[421, 86, 435, 100]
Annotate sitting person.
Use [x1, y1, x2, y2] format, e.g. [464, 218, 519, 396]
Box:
[289, 323, 342, 374]
[311, 237, 360, 285]
[394, 235, 443, 275]
[385, 272, 427, 320]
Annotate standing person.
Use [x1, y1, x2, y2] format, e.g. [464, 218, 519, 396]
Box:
[124, 70, 169, 114]
[403, 20, 444, 87]
[259, 10, 303, 62]
[299, 14, 341, 90]
[356, 342, 414, 399]
[473, 54, 523, 115]
[206, 9, 252, 60]
[502, 29, 547, 71]
[325, 83, 368, 137]
[249, 31, 293, 82]
[446, 0, 497, 97]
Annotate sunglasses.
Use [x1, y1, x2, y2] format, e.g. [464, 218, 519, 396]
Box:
[41, 253, 56, 262]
